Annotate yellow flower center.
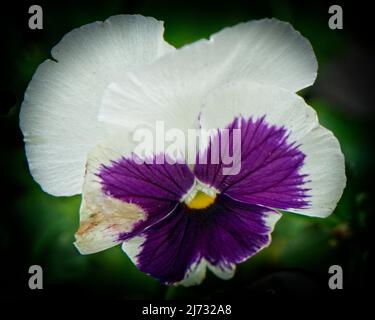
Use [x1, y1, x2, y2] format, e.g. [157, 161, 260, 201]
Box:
[186, 191, 216, 210]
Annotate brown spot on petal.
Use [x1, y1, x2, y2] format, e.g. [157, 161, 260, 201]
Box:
[74, 192, 146, 254]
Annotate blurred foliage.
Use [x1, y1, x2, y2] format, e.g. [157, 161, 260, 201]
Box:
[0, 0, 373, 298]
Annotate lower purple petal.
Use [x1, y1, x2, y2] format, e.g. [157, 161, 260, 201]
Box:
[125, 194, 280, 284]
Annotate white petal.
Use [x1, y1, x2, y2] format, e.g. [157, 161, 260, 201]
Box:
[178, 259, 207, 287]
[121, 236, 145, 265]
[100, 18, 317, 133]
[199, 81, 346, 218]
[75, 130, 146, 254]
[207, 262, 236, 280]
[20, 15, 174, 196]
[74, 200, 145, 255]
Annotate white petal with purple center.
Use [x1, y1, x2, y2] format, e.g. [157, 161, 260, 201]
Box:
[197, 81, 346, 217]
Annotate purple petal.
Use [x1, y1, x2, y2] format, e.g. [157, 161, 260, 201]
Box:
[194, 116, 310, 210]
[98, 154, 195, 239]
[124, 194, 280, 285]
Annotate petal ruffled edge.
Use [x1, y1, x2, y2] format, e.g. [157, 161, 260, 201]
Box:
[20, 15, 174, 196]
[99, 18, 317, 137]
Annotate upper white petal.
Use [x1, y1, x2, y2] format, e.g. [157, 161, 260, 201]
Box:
[99, 18, 317, 133]
[20, 15, 174, 196]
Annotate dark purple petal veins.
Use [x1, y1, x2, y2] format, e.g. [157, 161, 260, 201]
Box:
[130, 194, 279, 284]
[194, 116, 310, 210]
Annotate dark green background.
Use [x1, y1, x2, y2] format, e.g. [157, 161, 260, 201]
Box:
[1, 0, 373, 299]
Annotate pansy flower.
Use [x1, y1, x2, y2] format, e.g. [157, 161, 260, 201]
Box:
[20, 15, 346, 286]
